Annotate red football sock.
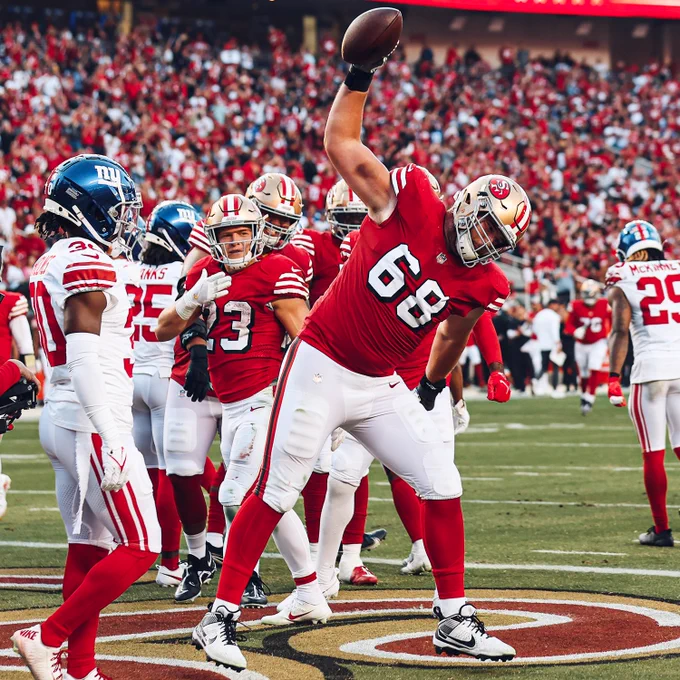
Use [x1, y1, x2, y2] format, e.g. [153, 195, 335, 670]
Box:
[301, 471, 328, 543]
[169, 474, 207, 536]
[474, 364, 485, 387]
[389, 473, 422, 542]
[207, 463, 227, 536]
[201, 458, 216, 493]
[342, 476, 369, 545]
[643, 450, 669, 533]
[217, 494, 282, 603]
[580, 377, 589, 394]
[587, 370, 606, 396]
[61, 544, 108, 679]
[674, 447, 680, 462]
[422, 497, 465, 599]
[147, 468, 160, 501]
[42, 545, 157, 647]
[158, 470, 181, 571]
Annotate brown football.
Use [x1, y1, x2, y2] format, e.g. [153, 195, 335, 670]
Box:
[341, 7, 403, 67]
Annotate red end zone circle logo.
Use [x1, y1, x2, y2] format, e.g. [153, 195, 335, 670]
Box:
[3, 586, 680, 677]
[488, 177, 511, 200]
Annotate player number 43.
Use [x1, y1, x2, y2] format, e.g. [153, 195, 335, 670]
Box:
[637, 274, 680, 325]
[367, 244, 448, 329]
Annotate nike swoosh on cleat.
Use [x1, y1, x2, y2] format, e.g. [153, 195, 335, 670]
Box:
[250, 406, 265, 411]
[436, 631, 476, 649]
[389, 382, 399, 388]
[288, 608, 318, 621]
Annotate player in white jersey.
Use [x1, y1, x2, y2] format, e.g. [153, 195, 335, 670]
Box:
[131, 201, 200, 588]
[13, 155, 161, 680]
[606, 220, 680, 548]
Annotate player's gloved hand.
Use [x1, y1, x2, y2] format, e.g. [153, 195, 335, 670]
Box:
[487, 371, 511, 403]
[346, 45, 399, 92]
[175, 270, 231, 320]
[452, 399, 471, 434]
[185, 345, 211, 402]
[415, 375, 446, 412]
[331, 428, 346, 452]
[101, 445, 129, 492]
[608, 376, 626, 407]
[573, 326, 586, 341]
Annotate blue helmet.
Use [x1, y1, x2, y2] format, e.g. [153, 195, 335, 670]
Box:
[615, 220, 663, 262]
[43, 154, 141, 257]
[144, 200, 199, 260]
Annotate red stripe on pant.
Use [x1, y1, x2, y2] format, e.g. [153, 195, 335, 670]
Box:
[255, 337, 302, 497]
[91, 435, 145, 549]
[631, 385, 650, 453]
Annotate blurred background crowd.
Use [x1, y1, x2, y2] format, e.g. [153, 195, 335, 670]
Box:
[1, 2, 677, 394]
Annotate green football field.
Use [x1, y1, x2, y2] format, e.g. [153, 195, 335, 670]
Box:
[2, 396, 680, 679]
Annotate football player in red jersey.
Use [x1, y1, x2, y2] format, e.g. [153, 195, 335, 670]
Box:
[157, 195, 317, 613]
[568, 279, 611, 415]
[193, 50, 530, 670]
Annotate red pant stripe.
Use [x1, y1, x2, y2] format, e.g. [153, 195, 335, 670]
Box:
[90, 448, 126, 544]
[125, 485, 149, 552]
[255, 338, 302, 497]
[632, 385, 650, 453]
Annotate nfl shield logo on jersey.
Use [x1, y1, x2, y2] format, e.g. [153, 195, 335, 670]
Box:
[437, 253, 448, 264]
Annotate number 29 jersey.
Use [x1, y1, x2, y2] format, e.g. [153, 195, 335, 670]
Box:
[301, 164, 509, 377]
[29, 237, 134, 433]
[606, 260, 680, 384]
[185, 254, 308, 404]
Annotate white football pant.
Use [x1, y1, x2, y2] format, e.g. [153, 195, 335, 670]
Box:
[629, 379, 680, 454]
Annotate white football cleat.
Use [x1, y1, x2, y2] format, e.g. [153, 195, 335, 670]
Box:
[276, 590, 295, 613]
[0, 473, 11, 520]
[433, 604, 515, 661]
[11, 625, 64, 679]
[64, 669, 110, 680]
[261, 591, 332, 626]
[192, 604, 246, 671]
[276, 575, 340, 613]
[156, 562, 186, 587]
[400, 550, 432, 575]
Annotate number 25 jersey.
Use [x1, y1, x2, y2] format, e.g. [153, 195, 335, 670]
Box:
[301, 164, 509, 377]
[606, 260, 680, 384]
[185, 254, 308, 404]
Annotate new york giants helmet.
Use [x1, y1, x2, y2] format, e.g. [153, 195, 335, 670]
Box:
[144, 200, 199, 260]
[615, 220, 663, 262]
[42, 154, 141, 257]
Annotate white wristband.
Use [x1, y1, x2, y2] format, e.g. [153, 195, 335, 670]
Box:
[175, 292, 199, 321]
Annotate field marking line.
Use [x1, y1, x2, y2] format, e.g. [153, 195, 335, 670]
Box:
[531, 550, 629, 557]
[28, 508, 60, 512]
[461, 442, 641, 448]
[368, 497, 664, 509]
[7, 490, 55, 495]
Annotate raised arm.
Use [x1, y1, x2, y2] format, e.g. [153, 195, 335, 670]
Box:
[607, 286, 631, 407]
[324, 75, 395, 222]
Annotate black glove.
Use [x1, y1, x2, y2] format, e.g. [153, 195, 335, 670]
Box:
[180, 318, 208, 351]
[185, 345, 210, 403]
[414, 375, 446, 412]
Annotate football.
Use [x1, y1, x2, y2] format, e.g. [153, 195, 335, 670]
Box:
[341, 7, 403, 67]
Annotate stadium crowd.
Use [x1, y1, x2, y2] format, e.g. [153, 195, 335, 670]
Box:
[0, 15, 675, 389]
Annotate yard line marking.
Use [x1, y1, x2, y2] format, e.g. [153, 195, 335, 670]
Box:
[368, 497, 663, 509]
[460, 442, 641, 448]
[29, 507, 60, 512]
[0, 541, 67, 549]
[531, 550, 628, 557]
[0, 583, 61, 590]
[513, 472, 573, 477]
[7, 490, 55, 495]
[0, 454, 45, 461]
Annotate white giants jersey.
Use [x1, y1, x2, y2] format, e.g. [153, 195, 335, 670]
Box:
[30, 237, 134, 433]
[606, 260, 680, 384]
[132, 260, 183, 376]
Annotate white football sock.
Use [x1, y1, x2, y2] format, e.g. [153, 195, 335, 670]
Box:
[207, 532, 223, 548]
[272, 509, 315, 579]
[212, 599, 241, 615]
[185, 530, 207, 559]
[437, 597, 468, 618]
[412, 538, 426, 556]
[316, 476, 355, 585]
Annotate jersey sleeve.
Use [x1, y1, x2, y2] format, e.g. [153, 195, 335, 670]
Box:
[391, 164, 440, 225]
[189, 222, 210, 253]
[7, 293, 28, 320]
[272, 260, 309, 300]
[340, 231, 360, 262]
[481, 266, 510, 315]
[60, 247, 117, 298]
[605, 263, 627, 289]
[290, 230, 316, 258]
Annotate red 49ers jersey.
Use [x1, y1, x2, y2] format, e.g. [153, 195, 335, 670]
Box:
[0, 291, 29, 363]
[568, 298, 611, 344]
[184, 254, 308, 403]
[291, 229, 342, 306]
[302, 164, 509, 377]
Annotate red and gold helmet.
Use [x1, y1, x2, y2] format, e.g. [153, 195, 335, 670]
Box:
[246, 173, 303, 250]
[204, 194, 264, 271]
[325, 179, 368, 239]
[580, 279, 602, 307]
[452, 175, 531, 267]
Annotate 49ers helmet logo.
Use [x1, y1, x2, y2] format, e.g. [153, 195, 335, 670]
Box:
[488, 177, 511, 200]
[253, 177, 268, 193]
